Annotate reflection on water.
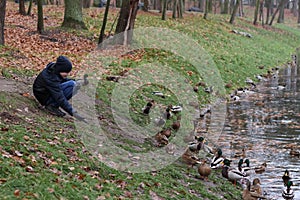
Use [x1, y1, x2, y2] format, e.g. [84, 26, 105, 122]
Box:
[203, 63, 300, 199]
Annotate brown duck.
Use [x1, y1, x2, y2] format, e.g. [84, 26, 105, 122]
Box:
[198, 160, 211, 181]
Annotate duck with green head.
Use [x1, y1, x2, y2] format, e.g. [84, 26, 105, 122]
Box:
[282, 181, 294, 200]
[210, 148, 224, 169]
[222, 158, 248, 185]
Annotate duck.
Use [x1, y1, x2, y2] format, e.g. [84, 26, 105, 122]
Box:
[152, 91, 165, 98]
[222, 159, 232, 179]
[163, 107, 172, 120]
[282, 169, 291, 186]
[204, 86, 213, 94]
[242, 159, 254, 176]
[170, 105, 183, 113]
[171, 116, 181, 131]
[282, 181, 294, 200]
[277, 84, 286, 90]
[160, 127, 172, 138]
[198, 160, 211, 181]
[154, 131, 168, 146]
[242, 179, 267, 200]
[289, 146, 300, 157]
[142, 100, 155, 115]
[234, 148, 246, 159]
[210, 148, 224, 169]
[254, 100, 265, 106]
[223, 159, 248, 185]
[250, 178, 265, 198]
[254, 162, 267, 174]
[181, 149, 202, 173]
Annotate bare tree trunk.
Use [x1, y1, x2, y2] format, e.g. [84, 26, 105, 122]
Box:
[265, 0, 271, 24]
[172, 0, 177, 18]
[259, 0, 264, 25]
[0, 0, 6, 45]
[62, 0, 87, 29]
[199, 0, 205, 12]
[230, 0, 240, 23]
[239, 0, 244, 16]
[115, 0, 139, 44]
[208, 0, 212, 12]
[99, 0, 111, 44]
[19, 0, 26, 15]
[162, 0, 167, 20]
[177, 0, 183, 18]
[27, 0, 33, 15]
[269, 0, 288, 25]
[204, 0, 209, 19]
[220, 0, 224, 13]
[37, 0, 44, 34]
[277, 0, 285, 23]
[143, 0, 149, 11]
[230, 0, 235, 14]
[82, 0, 92, 8]
[298, 0, 300, 23]
[223, 0, 229, 14]
[253, 0, 260, 24]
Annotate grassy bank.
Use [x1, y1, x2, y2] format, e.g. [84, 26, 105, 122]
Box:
[1, 2, 300, 199]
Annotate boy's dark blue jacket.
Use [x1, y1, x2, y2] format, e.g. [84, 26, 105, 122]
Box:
[33, 62, 74, 115]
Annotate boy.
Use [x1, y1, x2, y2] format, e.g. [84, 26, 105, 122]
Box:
[33, 56, 85, 121]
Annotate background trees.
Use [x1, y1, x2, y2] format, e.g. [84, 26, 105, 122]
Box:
[0, 0, 6, 45]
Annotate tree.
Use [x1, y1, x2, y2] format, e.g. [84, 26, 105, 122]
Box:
[19, 0, 26, 15]
[143, 0, 149, 11]
[62, 0, 87, 29]
[265, 0, 271, 24]
[222, 0, 229, 14]
[269, 0, 288, 25]
[83, 0, 92, 8]
[204, 0, 209, 19]
[162, 0, 167, 20]
[99, 0, 111, 44]
[229, 0, 240, 24]
[37, 0, 44, 34]
[253, 0, 260, 25]
[172, 0, 177, 18]
[259, 0, 264, 26]
[27, 0, 33, 15]
[277, 0, 284, 23]
[298, 0, 300, 24]
[0, 0, 6, 45]
[115, 0, 139, 44]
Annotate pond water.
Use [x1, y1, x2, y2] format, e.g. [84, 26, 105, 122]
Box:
[203, 63, 300, 199]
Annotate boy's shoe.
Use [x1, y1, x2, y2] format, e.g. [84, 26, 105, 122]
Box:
[45, 105, 66, 117]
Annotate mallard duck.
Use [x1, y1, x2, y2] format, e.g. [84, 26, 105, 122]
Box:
[290, 146, 300, 157]
[142, 100, 154, 115]
[243, 179, 266, 200]
[210, 148, 224, 169]
[181, 149, 201, 173]
[282, 181, 294, 200]
[172, 116, 181, 131]
[234, 148, 246, 159]
[160, 127, 172, 138]
[254, 100, 265, 106]
[152, 91, 165, 98]
[250, 178, 264, 198]
[170, 105, 182, 113]
[163, 107, 172, 120]
[254, 162, 267, 174]
[221, 159, 231, 177]
[282, 169, 291, 186]
[224, 163, 247, 185]
[154, 131, 168, 146]
[242, 159, 254, 176]
[198, 160, 211, 181]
